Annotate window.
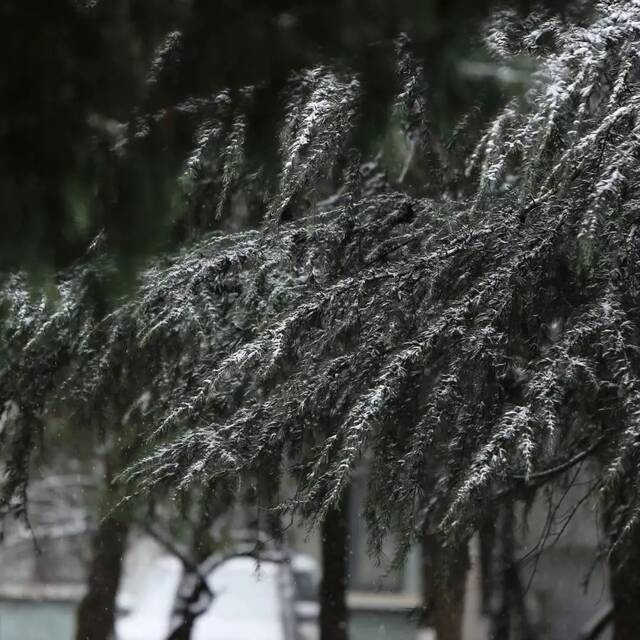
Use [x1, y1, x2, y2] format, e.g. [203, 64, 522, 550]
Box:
[348, 477, 404, 592]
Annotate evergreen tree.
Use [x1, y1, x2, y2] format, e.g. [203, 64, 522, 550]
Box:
[5, 1, 640, 637]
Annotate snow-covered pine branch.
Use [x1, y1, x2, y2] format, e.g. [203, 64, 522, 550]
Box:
[3, 0, 640, 557]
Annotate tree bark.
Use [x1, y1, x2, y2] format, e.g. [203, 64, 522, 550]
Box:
[166, 573, 213, 640]
[320, 502, 350, 640]
[420, 530, 468, 640]
[165, 520, 215, 639]
[75, 513, 128, 640]
[472, 503, 539, 640]
[609, 540, 640, 640]
[602, 482, 640, 640]
[164, 486, 224, 640]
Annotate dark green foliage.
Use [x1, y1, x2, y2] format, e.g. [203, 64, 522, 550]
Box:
[3, 1, 640, 564]
[2, 0, 577, 273]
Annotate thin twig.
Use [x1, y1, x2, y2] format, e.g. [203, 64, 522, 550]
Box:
[511, 434, 607, 485]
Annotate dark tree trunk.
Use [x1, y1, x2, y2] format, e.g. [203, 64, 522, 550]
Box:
[479, 504, 536, 640]
[609, 540, 640, 640]
[320, 502, 350, 640]
[164, 486, 221, 640]
[419, 530, 468, 640]
[601, 482, 640, 640]
[75, 514, 128, 640]
[166, 574, 213, 640]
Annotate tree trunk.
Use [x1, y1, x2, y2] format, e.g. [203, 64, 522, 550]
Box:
[609, 541, 640, 640]
[75, 514, 128, 640]
[165, 487, 221, 640]
[320, 502, 350, 640]
[166, 572, 213, 640]
[478, 504, 536, 640]
[601, 482, 640, 640]
[420, 530, 468, 640]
